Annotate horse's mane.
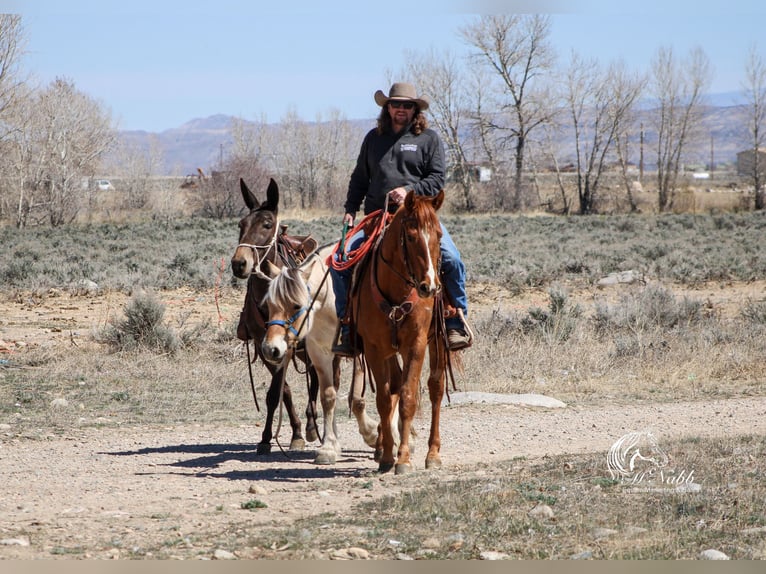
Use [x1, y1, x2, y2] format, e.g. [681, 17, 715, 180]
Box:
[263, 267, 308, 312]
[264, 241, 334, 314]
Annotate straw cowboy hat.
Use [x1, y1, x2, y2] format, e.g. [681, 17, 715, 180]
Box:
[374, 82, 430, 111]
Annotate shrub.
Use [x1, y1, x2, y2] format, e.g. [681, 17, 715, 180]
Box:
[741, 300, 766, 326]
[99, 292, 179, 354]
[594, 284, 702, 334]
[521, 286, 581, 344]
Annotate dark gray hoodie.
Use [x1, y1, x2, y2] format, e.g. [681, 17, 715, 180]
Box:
[344, 124, 446, 216]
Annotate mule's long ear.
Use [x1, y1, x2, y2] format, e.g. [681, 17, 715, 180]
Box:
[240, 178, 259, 211]
[432, 189, 445, 211]
[265, 178, 279, 214]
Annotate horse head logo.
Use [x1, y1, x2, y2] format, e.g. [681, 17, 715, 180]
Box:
[607, 431, 670, 481]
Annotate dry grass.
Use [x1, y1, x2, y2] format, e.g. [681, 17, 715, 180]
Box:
[167, 434, 766, 560]
[456, 282, 766, 405]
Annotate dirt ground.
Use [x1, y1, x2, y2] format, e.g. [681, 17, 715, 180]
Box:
[1, 282, 766, 559]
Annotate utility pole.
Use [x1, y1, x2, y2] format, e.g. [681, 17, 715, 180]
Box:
[639, 123, 644, 184]
[710, 134, 715, 180]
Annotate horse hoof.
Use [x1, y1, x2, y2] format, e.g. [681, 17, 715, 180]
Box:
[306, 428, 319, 443]
[289, 438, 306, 451]
[395, 462, 414, 475]
[425, 456, 442, 470]
[378, 462, 394, 474]
[256, 442, 272, 455]
[314, 451, 337, 465]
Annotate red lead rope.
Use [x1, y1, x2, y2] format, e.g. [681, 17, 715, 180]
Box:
[328, 209, 390, 272]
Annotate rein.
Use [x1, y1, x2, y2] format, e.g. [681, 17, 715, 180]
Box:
[377, 216, 421, 290]
[242, 323, 260, 413]
[370, 254, 420, 350]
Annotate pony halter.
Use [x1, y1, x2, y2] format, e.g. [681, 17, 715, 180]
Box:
[266, 284, 312, 339]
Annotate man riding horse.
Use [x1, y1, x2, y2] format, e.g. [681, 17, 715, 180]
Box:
[329, 82, 472, 355]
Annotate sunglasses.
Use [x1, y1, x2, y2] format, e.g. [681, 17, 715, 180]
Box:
[389, 101, 416, 110]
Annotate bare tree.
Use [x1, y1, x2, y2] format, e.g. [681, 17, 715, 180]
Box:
[5, 77, 117, 227]
[314, 108, 358, 209]
[539, 122, 572, 214]
[561, 53, 644, 214]
[29, 78, 117, 226]
[469, 66, 510, 209]
[0, 15, 28, 222]
[229, 114, 273, 185]
[215, 116, 271, 215]
[460, 14, 555, 211]
[650, 46, 712, 212]
[0, 15, 25, 141]
[404, 48, 476, 211]
[1, 82, 36, 227]
[614, 126, 640, 213]
[106, 136, 165, 210]
[276, 108, 357, 210]
[743, 43, 766, 210]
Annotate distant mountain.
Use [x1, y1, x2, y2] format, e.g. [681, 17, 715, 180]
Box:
[119, 114, 236, 176]
[115, 95, 755, 177]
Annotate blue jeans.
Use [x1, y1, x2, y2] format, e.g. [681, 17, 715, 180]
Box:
[330, 222, 468, 331]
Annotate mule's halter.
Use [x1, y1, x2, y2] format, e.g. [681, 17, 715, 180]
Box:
[238, 223, 279, 281]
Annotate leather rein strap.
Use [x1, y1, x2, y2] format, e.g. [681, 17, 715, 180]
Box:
[370, 253, 420, 351]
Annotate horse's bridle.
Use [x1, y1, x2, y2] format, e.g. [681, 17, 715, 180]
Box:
[265, 284, 312, 339]
[264, 256, 333, 350]
[379, 213, 442, 293]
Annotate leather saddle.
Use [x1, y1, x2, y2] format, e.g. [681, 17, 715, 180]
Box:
[276, 224, 318, 267]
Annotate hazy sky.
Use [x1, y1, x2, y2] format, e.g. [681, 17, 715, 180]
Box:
[10, 0, 766, 132]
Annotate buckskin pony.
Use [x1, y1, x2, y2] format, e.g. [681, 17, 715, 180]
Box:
[230, 177, 320, 454]
[346, 189, 450, 474]
[259, 245, 380, 464]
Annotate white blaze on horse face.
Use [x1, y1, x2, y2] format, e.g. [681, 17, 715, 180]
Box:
[422, 228, 437, 290]
[262, 324, 290, 365]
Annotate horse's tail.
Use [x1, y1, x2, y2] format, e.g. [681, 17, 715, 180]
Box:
[448, 350, 464, 376]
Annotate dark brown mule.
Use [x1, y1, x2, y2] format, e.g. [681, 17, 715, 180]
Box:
[231, 177, 319, 454]
[349, 190, 450, 474]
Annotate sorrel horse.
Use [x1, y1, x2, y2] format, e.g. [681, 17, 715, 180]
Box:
[348, 190, 450, 474]
[230, 177, 319, 454]
[260, 244, 380, 464]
